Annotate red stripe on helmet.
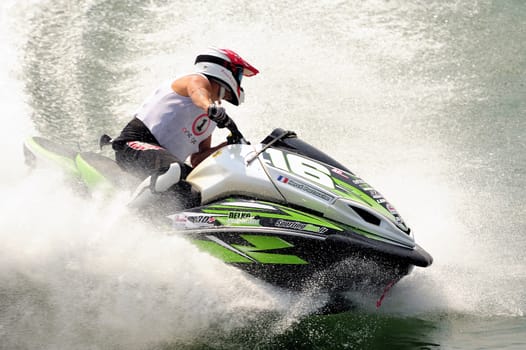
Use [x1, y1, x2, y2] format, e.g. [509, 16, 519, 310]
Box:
[219, 48, 259, 77]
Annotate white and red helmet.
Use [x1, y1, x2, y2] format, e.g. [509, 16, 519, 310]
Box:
[195, 48, 259, 106]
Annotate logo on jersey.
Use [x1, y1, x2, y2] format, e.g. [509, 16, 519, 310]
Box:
[192, 114, 211, 136]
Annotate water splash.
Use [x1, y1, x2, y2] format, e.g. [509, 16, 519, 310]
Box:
[0, 170, 319, 349]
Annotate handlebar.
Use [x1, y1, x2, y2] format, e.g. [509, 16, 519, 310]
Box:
[224, 116, 249, 145]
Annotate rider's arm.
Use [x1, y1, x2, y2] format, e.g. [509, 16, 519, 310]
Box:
[184, 75, 215, 111]
[190, 136, 227, 167]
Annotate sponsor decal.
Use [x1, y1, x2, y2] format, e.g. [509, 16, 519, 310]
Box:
[225, 211, 260, 226]
[173, 214, 188, 225]
[386, 203, 398, 215]
[189, 215, 216, 224]
[192, 114, 211, 136]
[370, 190, 383, 199]
[181, 127, 197, 144]
[228, 212, 252, 219]
[275, 219, 328, 234]
[278, 175, 335, 202]
[172, 213, 218, 228]
[227, 218, 260, 226]
[331, 167, 349, 179]
[275, 219, 306, 231]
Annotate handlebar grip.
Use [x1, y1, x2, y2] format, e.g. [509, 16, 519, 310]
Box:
[224, 118, 249, 145]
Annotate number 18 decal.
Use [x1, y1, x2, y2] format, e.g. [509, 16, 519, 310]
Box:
[263, 148, 334, 189]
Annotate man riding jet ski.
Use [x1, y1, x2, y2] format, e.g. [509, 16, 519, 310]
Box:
[107, 47, 258, 206]
[23, 48, 433, 312]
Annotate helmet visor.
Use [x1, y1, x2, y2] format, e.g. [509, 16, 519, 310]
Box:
[233, 65, 244, 85]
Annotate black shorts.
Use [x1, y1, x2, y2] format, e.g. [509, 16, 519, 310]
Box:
[112, 118, 189, 179]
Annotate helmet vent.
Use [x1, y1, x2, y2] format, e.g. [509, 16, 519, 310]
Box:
[348, 205, 381, 226]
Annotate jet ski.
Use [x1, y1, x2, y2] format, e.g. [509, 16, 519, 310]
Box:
[23, 119, 433, 307]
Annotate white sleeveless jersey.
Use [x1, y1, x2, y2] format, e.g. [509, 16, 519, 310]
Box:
[135, 78, 216, 161]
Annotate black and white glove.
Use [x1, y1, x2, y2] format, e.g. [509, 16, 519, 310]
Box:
[207, 103, 230, 128]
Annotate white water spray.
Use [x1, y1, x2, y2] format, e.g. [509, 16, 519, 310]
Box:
[0, 5, 321, 349]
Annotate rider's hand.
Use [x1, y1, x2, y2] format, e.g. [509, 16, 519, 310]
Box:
[226, 133, 236, 145]
[207, 103, 229, 128]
